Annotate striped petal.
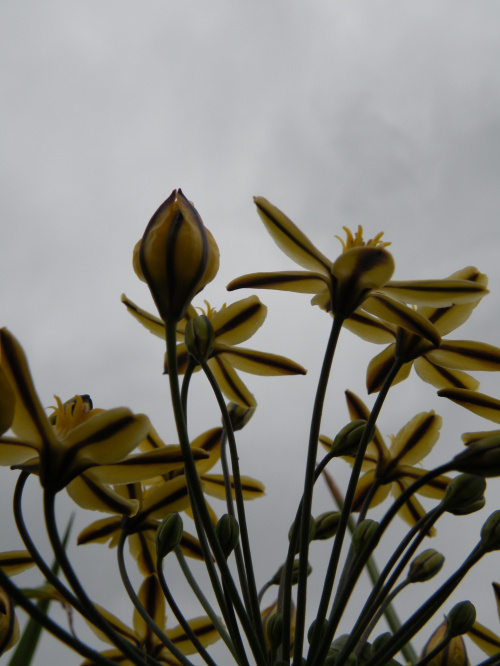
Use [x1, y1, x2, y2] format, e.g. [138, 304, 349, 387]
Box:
[366, 344, 412, 394]
[351, 470, 391, 512]
[362, 295, 441, 346]
[438, 389, 500, 423]
[344, 390, 390, 463]
[343, 311, 397, 344]
[88, 446, 209, 485]
[210, 296, 267, 345]
[390, 411, 442, 466]
[129, 530, 157, 576]
[393, 465, 450, 500]
[253, 196, 332, 275]
[191, 427, 223, 475]
[0, 437, 40, 465]
[382, 278, 488, 306]
[66, 474, 139, 515]
[121, 294, 165, 339]
[139, 476, 191, 521]
[468, 621, 500, 657]
[77, 516, 123, 547]
[227, 270, 328, 294]
[200, 474, 265, 501]
[0, 551, 35, 576]
[426, 340, 500, 372]
[165, 616, 221, 654]
[414, 356, 479, 391]
[0, 328, 58, 451]
[208, 356, 256, 408]
[391, 479, 435, 534]
[215, 345, 306, 376]
[134, 575, 165, 643]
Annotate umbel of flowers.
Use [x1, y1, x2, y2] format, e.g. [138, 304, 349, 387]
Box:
[2, 189, 500, 665]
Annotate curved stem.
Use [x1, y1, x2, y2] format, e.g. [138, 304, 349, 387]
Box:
[181, 359, 196, 416]
[292, 315, 343, 664]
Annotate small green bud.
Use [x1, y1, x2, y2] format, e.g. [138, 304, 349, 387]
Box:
[271, 559, 311, 586]
[156, 513, 183, 560]
[370, 632, 392, 655]
[481, 510, 500, 552]
[352, 519, 379, 555]
[313, 512, 341, 541]
[307, 619, 327, 645]
[226, 402, 256, 432]
[331, 419, 370, 457]
[215, 514, 239, 558]
[442, 474, 486, 516]
[185, 314, 215, 364]
[328, 636, 358, 665]
[407, 549, 445, 583]
[446, 601, 476, 637]
[266, 613, 283, 651]
[289, 516, 316, 552]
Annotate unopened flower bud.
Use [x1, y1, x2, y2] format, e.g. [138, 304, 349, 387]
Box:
[330, 420, 370, 457]
[134, 189, 219, 322]
[265, 612, 283, 650]
[453, 432, 500, 478]
[407, 549, 444, 583]
[215, 514, 239, 558]
[185, 315, 215, 364]
[421, 620, 469, 666]
[442, 474, 486, 516]
[226, 402, 256, 432]
[370, 632, 392, 656]
[313, 512, 341, 541]
[156, 513, 183, 560]
[308, 619, 328, 644]
[446, 601, 476, 637]
[352, 519, 378, 555]
[480, 510, 500, 552]
[330, 246, 395, 318]
[289, 516, 316, 552]
[271, 559, 311, 586]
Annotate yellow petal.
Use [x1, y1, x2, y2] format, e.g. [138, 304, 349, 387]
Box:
[210, 296, 267, 345]
[362, 295, 441, 346]
[165, 616, 221, 654]
[208, 357, 256, 408]
[366, 345, 412, 394]
[343, 311, 396, 344]
[393, 465, 450, 500]
[201, 474, 265, 501]
[77, 517, 123, 546]
[0, 551, 35, 576]
[426, 340, 500, 372]
[392, 479, 436, 535]
[351, 470, 391, 512]
[253, 196, 332, 275]
[390, 411, 442, 466]
[0, 329, 58, 452]
[0, 437, 40, 465]
[139, 476, 191, 521]
[468, 621, 500, 657]
[414, 356, 480, 391]
[215, 345, 306, 376]
[129, 530, 157, 577]
[227, 270, 328, 294]
[120, 294, 165, 339]
[438, 389, 500, 424]
[66, 475, 139, 515]
[191, 427, 223, 475]
[382, 278, 488, 306]
[134, 575, 165, 642]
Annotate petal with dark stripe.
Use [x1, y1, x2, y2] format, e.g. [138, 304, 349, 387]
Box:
[121, 294, 165, 339]
[208, 356, 256, 408]
[366, 345, 412, 394]
[382, 278, 488, 306]
[0, 550, 35, 575]
[227, 270, 328, 294]
[362, 295, 441, 346]
[66, 474, 139, 516]
[201, 474, 265, 501]
[215, 344, 306, 376]
[211, 295, 267, 345]
[438, 389, 500, 424]
[427, 340, 500, 372]
[414, 356, 479, 391]
[165, 616, 221, 654]
[390, 411, 442, 466]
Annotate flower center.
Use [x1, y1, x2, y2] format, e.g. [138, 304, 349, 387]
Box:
[48, 394, 96, 439]
[335, 226, 391, 253]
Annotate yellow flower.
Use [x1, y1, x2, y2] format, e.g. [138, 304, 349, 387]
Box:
[227, 198, 486, 337]
[363, 268, 500, 393]
[80, 575, 220, 665]
[134, 189, 220, 323]
[0, 550, 35, 656]
[121, 293, 306, 408]
[320, 391, 450, 532]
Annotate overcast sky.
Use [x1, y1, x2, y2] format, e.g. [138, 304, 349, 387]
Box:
[2, 2, 500, 664]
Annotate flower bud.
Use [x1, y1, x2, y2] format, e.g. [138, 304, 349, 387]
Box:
[442, 474, 486, 516]
[265, 612, 283, 651]
[446, 601, 476, 637]
[480, 510, 500, 552]
[226, 402, 256, 432]
[215, 514, 239, 558]
[155, 513, 183, 560]
[271, 559, 311, 586]
[330, 246, 395, 318]
[330, 420, 370, 457]
[352, 519, 378, 555]
[308, 619, 328, 644]
[184, 315, 215, 364]
[453, 432, 500, 477]
[370, 632, 392, 656]
[313, 512, 341, 541]
[407, 549, 444, 583]
[134, 189, 220, 322]
[0, 366, 15, 436]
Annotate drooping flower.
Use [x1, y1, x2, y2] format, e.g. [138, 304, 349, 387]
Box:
[80, 574, 220, 665]
[364, 268, 500, 393]
[227, 198, 486, 339]
[134, 189, 220, 323]
[320, 391, 450, 532]
[121, 293, 306, 407]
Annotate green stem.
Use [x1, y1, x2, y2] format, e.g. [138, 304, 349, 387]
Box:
[292, 315, 343, 664]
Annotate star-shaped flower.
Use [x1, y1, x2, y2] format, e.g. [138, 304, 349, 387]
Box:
[80, 574, 220, 665]
[226, 198, 486, 340]
[320, 391, 450, 532]
[122, 293, 306, 407]
[362, 267, 500, 394]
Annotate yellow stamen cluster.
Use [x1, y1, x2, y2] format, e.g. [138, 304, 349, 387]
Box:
[335, 225, 391, 253]
[49, 395, 97, 439]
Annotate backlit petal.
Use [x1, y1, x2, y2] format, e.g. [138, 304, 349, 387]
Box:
[139, 476, 191, 521]
[390, 411, 442, 466]
[0, 437, 40, 465]
[253, 196, 332, 275]
[394, 465, 450, 499]
[438, 389, 500, 423]
[382, 278, 488, 306]
[392, 479, 435, 534]
[165, 616, 221, 654]
[366, 345, 412, 394]
[468, 621, 500, 657]
[227, 271, 328, 294]
[210, 296, 267, 345]
[66, 475, 140, 515]
[208, 356, 256, 408]
[426, 340, 500, 372]
[0, 551, 35, 576]
[351, 470, 390, 511]
[200, 474, 265, 501]
[362, 295, 441, 346]
[215, 345, 306, 376]
[414, 357, 479, 390]
[77, 516, 123, 547]
[133, 576, 165, 643]
[343, 311, 396, 344]
[121, 294, 165, 339]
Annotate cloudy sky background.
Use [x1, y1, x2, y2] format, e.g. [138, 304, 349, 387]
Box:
[2, 2, 500, 663]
